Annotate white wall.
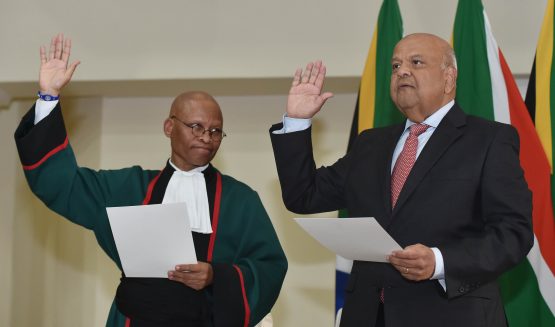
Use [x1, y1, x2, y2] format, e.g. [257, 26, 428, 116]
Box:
[0, 0, 546, 86]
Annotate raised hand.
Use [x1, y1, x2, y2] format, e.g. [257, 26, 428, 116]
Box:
[39, 33, 80, 96]
[287, 61, 334, 119]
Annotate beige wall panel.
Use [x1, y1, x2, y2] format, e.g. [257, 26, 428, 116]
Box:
[0, 102, 21, 327]
[0, 0, 546, 84]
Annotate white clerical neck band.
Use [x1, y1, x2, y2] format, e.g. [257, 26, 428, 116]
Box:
[163, 160, 212, 234]
[168, 160, 209, 174]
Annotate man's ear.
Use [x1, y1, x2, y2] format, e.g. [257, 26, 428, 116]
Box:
[163, 118, 173, 138]
[444, 66, 457, 94]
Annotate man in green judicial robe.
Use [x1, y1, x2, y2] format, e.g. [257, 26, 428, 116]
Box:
[14, 33, 287, 327]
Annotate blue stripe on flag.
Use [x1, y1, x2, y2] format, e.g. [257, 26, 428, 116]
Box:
[335, 269, 350, 314]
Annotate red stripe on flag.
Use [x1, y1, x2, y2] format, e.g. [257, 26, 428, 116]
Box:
[499, 50, 555, 274]
[22, 136, 69, 170]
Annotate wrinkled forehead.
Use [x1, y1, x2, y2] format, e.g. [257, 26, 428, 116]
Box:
[177, 98, 223, 124]
[392, 35, 446, 61]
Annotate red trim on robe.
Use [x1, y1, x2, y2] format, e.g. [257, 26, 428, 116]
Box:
[23, 136, 69, 170]
[233, 264, 251, 327]
[207, 172, 222, 262]
[124, 317, 131, 327]
[142, 172, 162, 204]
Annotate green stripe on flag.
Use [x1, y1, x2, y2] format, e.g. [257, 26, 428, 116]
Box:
[499, 260, 555, 326]
[453, 0, 495, 120]
[373, 0, 404, 128]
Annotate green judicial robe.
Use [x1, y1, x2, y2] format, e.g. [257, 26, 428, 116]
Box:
[15, 103, 287, 327]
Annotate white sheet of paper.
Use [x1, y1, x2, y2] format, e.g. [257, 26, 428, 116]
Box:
[294, 217, 402, 262]
[107, 202, 197, 278]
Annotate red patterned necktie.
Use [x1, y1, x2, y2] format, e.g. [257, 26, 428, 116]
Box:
[391, 123, 430, 208]
[380, 123, 429, 304]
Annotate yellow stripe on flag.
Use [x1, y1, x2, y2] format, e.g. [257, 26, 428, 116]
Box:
[358, 27, 378, 133]
[535, 0, 554, 171]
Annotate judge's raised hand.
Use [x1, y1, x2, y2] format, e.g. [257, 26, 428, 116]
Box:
[39, 33, 80, 96]
[287, 61, 334, 119]
[168, 262, 213, 291]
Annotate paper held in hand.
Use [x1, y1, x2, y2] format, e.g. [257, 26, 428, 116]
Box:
[107, 202, 197, 278]
[294, 217, 402, 262]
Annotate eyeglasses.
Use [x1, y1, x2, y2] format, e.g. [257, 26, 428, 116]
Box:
[170, 115, 226, 141]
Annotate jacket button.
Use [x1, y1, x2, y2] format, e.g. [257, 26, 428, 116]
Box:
[458, 286, 466, 293]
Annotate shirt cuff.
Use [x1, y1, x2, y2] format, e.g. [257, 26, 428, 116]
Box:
[272, 114, 312, 134]
[34, 99, 59, 125]
[430, 247, 446, 291]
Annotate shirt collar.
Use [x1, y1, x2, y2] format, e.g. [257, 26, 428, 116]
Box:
[168, 159, 209, 173]
[404, 100, 455, 130]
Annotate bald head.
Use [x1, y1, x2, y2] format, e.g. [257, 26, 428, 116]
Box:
[170, 91, 222, 121]
[390, 33, 458, 122]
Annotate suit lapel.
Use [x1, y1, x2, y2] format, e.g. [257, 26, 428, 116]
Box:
[391, 104, 466, 215]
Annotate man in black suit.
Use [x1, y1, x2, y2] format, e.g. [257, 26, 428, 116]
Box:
[269, 33, 533, 327]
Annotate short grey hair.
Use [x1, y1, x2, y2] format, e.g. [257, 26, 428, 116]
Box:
[442, 48, 458, 70]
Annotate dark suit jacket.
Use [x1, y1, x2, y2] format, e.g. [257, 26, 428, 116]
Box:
[269, 104, 533, 327]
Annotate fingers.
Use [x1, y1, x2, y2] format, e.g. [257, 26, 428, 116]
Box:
[314, 64, 327, 90]
[299, 61, 325, 85]
[168, 271, 205, 290]
[391, 262, 415, 274]
[391, 249, 419, 260]
[54, 33, 63, 60]
[61, 38, 72, 64]
[175, 264, 196, 272]
[168, 262, 213, 290]
[390, 263, 424, 281]
[45, 33, 73, 64]
[301, 62, 313, 84]
[308, 61, 321, 84]
[40, 46, 47, 65]
[48, 35, 57, 61]
[291, 60, 329, 91]
[291, 68, 302, 87]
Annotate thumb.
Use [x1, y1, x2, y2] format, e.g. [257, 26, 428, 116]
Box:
[65, 60, 81, 81]
[320, 92, 334, 103]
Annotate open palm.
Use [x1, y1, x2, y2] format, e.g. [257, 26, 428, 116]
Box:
[39, 34, 80, 96]
[287, 61, 333, 119]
